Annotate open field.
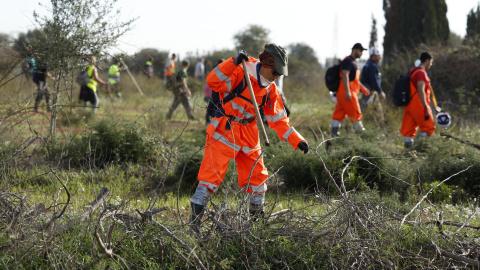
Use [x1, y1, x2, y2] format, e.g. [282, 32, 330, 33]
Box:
[1, 70, 480, 269]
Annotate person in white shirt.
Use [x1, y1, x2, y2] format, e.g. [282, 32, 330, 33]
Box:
[194, 59, 205, 80]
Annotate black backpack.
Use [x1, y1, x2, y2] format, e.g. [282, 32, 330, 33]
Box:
[392, 67, 422, 106]
[207, 78, 269, 119]
[324, 63, 341, 92]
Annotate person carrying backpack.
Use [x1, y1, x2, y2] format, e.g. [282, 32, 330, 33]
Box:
[33, 63, 55, 113]
[188, 44, 309, 237]
[401, 52, 435, 148]
[165, 60, 195, 120]
[78, 56, 109, 114]
[331, 43, 370, 136]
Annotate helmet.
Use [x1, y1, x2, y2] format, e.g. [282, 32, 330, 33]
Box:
[330, 91, 337, 103]
[436, 112, 451, 128]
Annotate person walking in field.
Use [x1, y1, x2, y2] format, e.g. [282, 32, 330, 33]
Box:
[23, 56, 36, 80]
[188, 44, 309, 236]
[32, 63, 55, 113]
[145, 57, 154, 78]
[107, 59, 125, 99]
[401, 52, 435, 148]
[164, 53, 176, 88]
[79, 56, 109, 114]
[166, 60, 195, 120]
[331, 43, 370, 137]
[194, 58, 205, 80]
[360, 46, 386, 111]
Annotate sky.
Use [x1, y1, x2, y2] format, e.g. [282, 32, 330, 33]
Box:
[1, 0, 479, 64]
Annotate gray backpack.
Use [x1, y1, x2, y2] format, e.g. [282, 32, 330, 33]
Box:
[76, 69, 90, 85]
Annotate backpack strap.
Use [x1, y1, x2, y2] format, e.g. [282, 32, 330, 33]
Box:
[409, 67, 424, 99]
[215, 79, 273, 130]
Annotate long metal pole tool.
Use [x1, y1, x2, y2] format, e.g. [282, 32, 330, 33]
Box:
[241, 59, 270, 146]
[119, 58, 144, 97]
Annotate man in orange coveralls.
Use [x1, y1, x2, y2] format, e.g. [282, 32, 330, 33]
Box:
[401, 52, 435, 148]
[189, 44, 309, 234]
[331, 43, 370, 136]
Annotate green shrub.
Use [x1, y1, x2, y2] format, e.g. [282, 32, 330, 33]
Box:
[62, 119, 164, 167]
[422, 181, 455, 203]
[418, 137, 480, 196]
[267, 134, 402, 194]
[169, 150, 203, 192]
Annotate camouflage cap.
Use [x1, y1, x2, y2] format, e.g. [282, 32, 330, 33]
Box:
[264, 43, 288, 76]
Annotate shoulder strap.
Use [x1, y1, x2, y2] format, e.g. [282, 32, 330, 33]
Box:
[409, 67, 424, 99]
[409, 67, 422, 76]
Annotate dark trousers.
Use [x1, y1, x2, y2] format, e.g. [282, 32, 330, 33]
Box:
[34, 81, 50, 111]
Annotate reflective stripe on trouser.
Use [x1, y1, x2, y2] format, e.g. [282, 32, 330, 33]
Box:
[197, 135, 268, 193]
[332, 91, 362, 123]
[400, 106, 435, 138]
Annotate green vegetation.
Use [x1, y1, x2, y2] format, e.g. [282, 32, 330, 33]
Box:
[1, 2, 480, 268]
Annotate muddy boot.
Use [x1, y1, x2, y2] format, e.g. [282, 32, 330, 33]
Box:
[249, 193, 265, 222]
[165, 111, 172, 120]
[189, 202, 205, 238]
[249, 203, 265, 222]
[189, 185, 211, 237]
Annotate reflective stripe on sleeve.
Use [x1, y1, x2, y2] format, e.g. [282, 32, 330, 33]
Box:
[199, 181, 218, 192]
[214, 65, 232, 92]
[265, 109, 287, 123]
[210, 119, 220, 129]
[282, 127, 296, 141]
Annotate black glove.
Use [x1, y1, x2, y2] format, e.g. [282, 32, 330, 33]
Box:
[424, 106, 431, 121]
[297, 141, 309, 154]
[233, 50, 248, 66]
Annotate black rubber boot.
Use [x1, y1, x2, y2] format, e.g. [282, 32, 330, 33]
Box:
[189, 202, 205, 238]
[249, 203, 265, 222]
[332, 127, 340, 137]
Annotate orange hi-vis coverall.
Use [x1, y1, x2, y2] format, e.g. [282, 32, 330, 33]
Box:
[164, 59, 175, 77]
[332, 58, 367, 123]
[400, 68, 435, 138]
[198, 57, 305, 194]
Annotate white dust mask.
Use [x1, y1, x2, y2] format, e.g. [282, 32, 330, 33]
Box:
[259, 75, 273, 87]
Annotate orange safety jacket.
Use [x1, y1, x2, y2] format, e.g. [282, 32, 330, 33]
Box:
[164, 59, 175, 77]
[205, 57, 305, 154]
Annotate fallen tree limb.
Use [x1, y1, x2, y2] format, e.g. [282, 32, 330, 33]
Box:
[94, 231, 113, 258]
[80, 187, 110, 222]
[427, 220, 480, 230]
[440, 132, 480, 150]
[433, 243, 480, 267]
[0, 136, 39, 168]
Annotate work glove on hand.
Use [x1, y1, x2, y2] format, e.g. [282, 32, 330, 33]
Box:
[424, 106, 431, 121]
[233, 50, 248, 66]
[297, 141, 309, 154]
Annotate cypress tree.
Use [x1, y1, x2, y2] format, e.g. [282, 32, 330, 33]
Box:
[466, 4, 480, 39]
[369, 15, 378, 48]
[383, 0, 450, 62]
